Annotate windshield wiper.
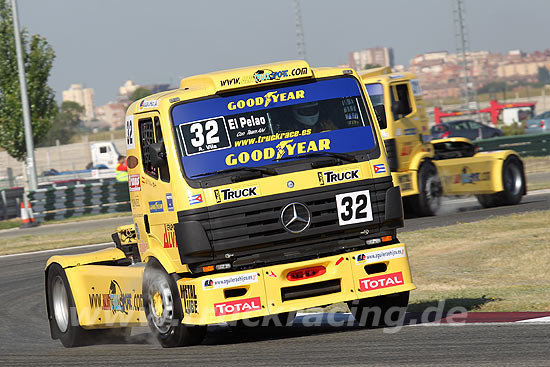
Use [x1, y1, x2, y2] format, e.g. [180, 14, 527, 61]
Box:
[274, 152, 358, 163]
[190, 166, 278, 178]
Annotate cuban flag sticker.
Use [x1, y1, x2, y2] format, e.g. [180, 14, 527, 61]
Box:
[373, 164, 386, 174]
[188, 194, 203, 205]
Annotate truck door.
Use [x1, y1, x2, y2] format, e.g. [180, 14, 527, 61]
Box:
[389, 82, 418, 171]
[133, 112, 179, 262]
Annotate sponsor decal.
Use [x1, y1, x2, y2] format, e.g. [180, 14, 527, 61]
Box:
[355, 246, 406, 265]
[373, 164, 386, 174]
[203, 272, 258, 290]
[219, 67, 308, 87]
[88, 280, 143, 314]
[227, 90, 305, 111]
[233, 129, 312, 147]
[400, 143, 413, 157]
[214, 297, 262, 316]
[180, 284, 198, 314]
[397, 173, 413, 191]
[148, 200, 163, 213]
[455, 167, 491, 185]
[188, 193, 203, 205]
[131, 197, 141, 209]
[138, 241, 149, 253]
[213, 186, 258, 203]
[404, 128, 417, 136]
[359, 272, 404, 292]
[166, 193, 174, 211]
[139, 98, 159, 110]
[134, 223, 140, 241]
[225, 138, 331, 166]
[318, 169, 360, 186]
[128, 174, 141, 192]
[163, 223, 177, 248]
[127, 155, 138, 169]
[125, 115, 135, 150]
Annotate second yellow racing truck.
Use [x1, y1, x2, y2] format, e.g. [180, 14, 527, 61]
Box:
[45, 61, 415, 348]
[360, 67, 526, 216]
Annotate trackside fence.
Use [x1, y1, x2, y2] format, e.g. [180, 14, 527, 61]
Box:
[28, 181, 130, 222]
[475, 133, 550, 157]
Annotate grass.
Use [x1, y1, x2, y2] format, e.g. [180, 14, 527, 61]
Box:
[0, 226, 115, 255]
[0, 219, 21, 230]
[523, 156, 550, 174]
[403, 210, 550, 312]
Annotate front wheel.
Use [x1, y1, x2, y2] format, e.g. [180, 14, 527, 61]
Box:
[143, 259, 206, 348]
[347, 291, 409, 327]
[410, 162, 442, 216]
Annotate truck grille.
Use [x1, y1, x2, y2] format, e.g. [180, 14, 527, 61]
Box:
[178, 177, 393, 261]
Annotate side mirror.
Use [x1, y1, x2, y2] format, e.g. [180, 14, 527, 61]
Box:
[149, 143, 167, 168]
[374, 104, 387, 130]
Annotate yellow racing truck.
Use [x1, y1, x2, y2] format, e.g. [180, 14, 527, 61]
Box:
[360, 67, 526, 216]
[45, 61, 415, 348]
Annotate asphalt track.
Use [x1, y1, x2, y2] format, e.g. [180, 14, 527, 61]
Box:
[0, 192, 549, 365]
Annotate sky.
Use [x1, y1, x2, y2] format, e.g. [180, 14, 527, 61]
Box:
[16, 0, 550, 106]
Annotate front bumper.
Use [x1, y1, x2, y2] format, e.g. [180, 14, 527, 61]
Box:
[178, 243, 415, 325]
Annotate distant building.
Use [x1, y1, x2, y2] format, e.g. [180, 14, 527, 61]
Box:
[348, 47, 395, 70]
[408, 49, 550, 100]
[62, 84, 95, 121]
[95, 102, 126, 130]
[119, 80, 139, 97]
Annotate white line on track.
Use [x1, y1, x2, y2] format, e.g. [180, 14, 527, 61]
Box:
[0, 242, 112, 259]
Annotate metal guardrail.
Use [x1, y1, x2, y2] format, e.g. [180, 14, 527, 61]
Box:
[28, 180, 130, 222]
[475, 133, 550, 157]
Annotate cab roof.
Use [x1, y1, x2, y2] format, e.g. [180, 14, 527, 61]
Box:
[127, 60, 358, 115]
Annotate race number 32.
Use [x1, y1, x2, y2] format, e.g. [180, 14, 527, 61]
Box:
[335, 190, 373, 226]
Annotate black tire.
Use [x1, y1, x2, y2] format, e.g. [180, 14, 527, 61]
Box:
[476, 156, 525, 208]
[347, 291, 409, 328]
[46, 263, 88, 347]
[143, 258, 206, 348]
[410, 162, 442, 216]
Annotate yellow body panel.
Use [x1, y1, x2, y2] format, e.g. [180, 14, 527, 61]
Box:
[46, 248, 125, 269]
[65, 264, 145, 328]
[177, 243, 414, 325]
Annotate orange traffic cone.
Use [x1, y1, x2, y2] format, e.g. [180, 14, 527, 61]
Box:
[20, 201, 32, 228]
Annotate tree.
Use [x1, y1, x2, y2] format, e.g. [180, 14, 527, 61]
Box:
[0, 0, 56, 161]
[130, 87, 152, 103]
[363, 64, 381, 70]
[39, 101, 84, 146]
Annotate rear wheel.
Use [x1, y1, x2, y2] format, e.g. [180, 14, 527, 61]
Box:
[143, 259, 206, 348]
[476, 156, 525, 208]
[47, 264, 88, 347]
[410, 162, 442, 216]
[347, 291, 409, 327]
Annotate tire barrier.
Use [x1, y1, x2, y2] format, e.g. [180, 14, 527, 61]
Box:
[0, 187, 24, 220]
[28, 180, 130, 222]
[475, 133, 550, 157]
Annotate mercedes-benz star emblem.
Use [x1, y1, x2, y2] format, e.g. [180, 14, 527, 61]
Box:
[280, 202, 311, 234]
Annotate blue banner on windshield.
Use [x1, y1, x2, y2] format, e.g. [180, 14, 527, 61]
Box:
[182, 126, 375, 177]
[171, 77, 377, 178]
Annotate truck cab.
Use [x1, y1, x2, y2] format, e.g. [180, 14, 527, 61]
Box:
[46, 61, 415, 348]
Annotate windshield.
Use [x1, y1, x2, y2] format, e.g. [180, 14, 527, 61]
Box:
[172, 77, 376, 178]
[365, 83, 384, 108]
